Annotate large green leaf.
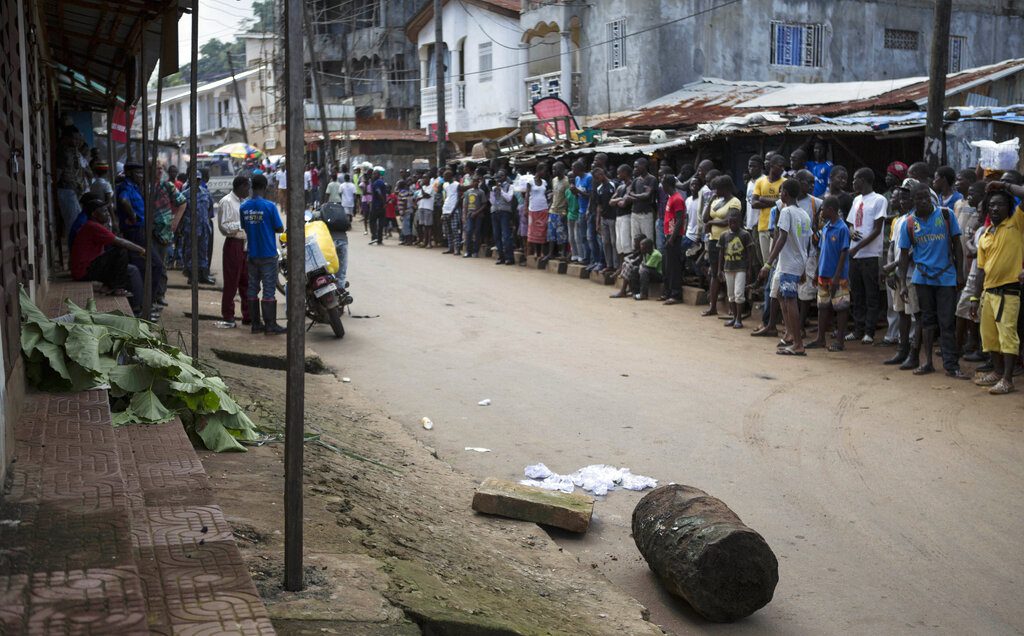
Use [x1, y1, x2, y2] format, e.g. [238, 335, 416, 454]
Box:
[109, 364, 155, 393]
[91, 312, 155, 340]
[129, 389, 175, 423]
[196, 413, 246, 452]
[21, 323, 43, 356]
[111, 408, 139, 427]
[133, 347, 182, 373]
[35, 341, 71, 381]
[64, 324, 108, 372]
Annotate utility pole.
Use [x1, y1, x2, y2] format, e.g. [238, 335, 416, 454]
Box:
[433, 0, 446, 169]
[924, 0, 952, 169]
[226, 52, 249, 145]
[303, 4, 333, 195]
[283, 0, 307, 593]
[188, 0, 200, 362]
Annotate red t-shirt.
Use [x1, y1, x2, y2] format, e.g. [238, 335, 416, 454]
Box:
[70, 220, 116, 280]
[385, 194, 398, 219]
[664, 192, 686, 236]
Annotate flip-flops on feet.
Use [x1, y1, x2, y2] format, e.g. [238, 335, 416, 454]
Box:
[989, 380, 1015, 394]
[776, 339, 794, 348]
[750, 328, 777, 337]
[776, 347, 806, 356]
[827, 342, 845, 352]
[974, 372, 1001, 387]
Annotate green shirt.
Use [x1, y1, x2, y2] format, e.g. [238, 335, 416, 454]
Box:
[644, 249, 663, 275]
[566, 189, 580, 221]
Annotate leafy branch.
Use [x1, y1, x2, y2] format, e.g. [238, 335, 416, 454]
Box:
[19, 287, 260, 452]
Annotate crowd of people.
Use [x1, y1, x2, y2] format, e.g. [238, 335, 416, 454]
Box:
[346, 141, 1023, 396]
[57, 125, 290, 334]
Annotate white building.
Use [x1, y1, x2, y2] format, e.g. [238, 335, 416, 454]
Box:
[148, 68, 259, 152]
[406, 0, 524, 153]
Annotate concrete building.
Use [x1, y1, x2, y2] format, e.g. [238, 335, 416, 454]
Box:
[147, 69, 259, 153]
[406, 0, 525, 153]
[242, 33, 285, 152]
[519, 0, 1024, 122]
[307, 0, 421, 134]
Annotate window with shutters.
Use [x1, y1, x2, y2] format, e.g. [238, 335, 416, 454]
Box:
[607, 18, 626, 70]
[949, 36, 967, 72]
[478, 42, 492, 82]
[884, 29, 919, 50]
[770, 21, 824, 68]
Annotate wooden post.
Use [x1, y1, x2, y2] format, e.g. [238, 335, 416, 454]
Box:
[226, 52, 249, 145]
[283, 0, 306, 593]
[924, 0, 952, 169]
[141, 53, 153, 318]
[303, 5, 332, 199]
[188, 0, 199, 360]
[433, 0, 446, 169]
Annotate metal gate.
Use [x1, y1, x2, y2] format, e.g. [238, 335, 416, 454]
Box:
[0, 0, 30, 377]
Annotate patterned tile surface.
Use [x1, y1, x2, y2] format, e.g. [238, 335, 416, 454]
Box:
[1, 389, 272, 634]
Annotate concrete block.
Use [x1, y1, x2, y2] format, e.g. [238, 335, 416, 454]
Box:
[514, 250, 526, 264]
[590, 270, 616, 285]
[472, 478, 594, 533]
[682, 286, 708, 305]
[546, 260, 568, 275]
[647, 282, 664, 299]
[527, 255, 547, 270]
[566, 263, 590, 279]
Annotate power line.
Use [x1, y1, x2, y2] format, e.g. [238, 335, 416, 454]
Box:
[455, 0, 537, 51]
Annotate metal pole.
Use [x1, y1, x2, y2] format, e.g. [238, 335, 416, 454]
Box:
[141, 54, 153, 319]
[226, 52, 249, 145]
[189, 0, 200, 360]
[303, 5, 332, 198]
[924, 0, 952, 169]
[148, 74, 164, 314]
[433, 0, 446, 169]
[284, 0, 306, 592]
[106, 104, 117, 230]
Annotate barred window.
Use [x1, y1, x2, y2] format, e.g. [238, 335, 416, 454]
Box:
[884, 29, 919, 50]
[608, 18, 626, 70]
[949, 35, 967, 72]
[770, 21, 824, 68]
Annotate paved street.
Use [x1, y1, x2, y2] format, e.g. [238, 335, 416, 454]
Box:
[309, 238, 1024, 635]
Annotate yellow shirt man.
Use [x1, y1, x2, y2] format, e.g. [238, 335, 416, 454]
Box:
[753, 176, 785, 232]
[977, 205, 1024, 290]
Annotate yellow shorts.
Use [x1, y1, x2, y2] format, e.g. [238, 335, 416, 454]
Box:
[980, 290, 1020, 355]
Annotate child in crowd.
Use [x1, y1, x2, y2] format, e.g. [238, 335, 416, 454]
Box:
[384, 188, 398, 239]
[718, 210, 755, 329]
[609, 234, 647, 299]
[462, 176, 485, 258]
[955, 181, 987, 359]
[883, 184, 921, 367]
[807, 196, 851, 350]
[634, 238, 662, 300]
[758, 179, 811, 356]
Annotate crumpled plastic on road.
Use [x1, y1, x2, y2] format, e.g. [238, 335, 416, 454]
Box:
[520, 463, 657, 496]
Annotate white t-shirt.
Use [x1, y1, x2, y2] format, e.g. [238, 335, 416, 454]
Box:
[685, 195, 702, 242]
[277, 169, 287, 190]
[303, 170, 312, 190]
[890, 214, 916, 277]
[528, 179, 548, 212]
[846, 191, 887, 259]
[745, 179, 759, 230]
[418, 181, 435, 210]
[340, 181, 356, 207]
[442, 181, 460, 215]
[776, 204, 812, 276]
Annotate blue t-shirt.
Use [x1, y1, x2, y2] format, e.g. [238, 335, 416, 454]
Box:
[898, 207, 961, 287]
[115, 179, 144, 229]
[817, 218, 851, 280]
[241, 196, 283, 259]
[371, 178, 388, 212]
[575, 173, 593, 214]
[939, 191, 963, 210]
[806, 161, 832, 197]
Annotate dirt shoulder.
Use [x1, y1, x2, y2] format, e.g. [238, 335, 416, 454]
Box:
[161, 287, 661, 636]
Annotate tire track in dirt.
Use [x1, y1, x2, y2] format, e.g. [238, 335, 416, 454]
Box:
[742, 383, 788, 452]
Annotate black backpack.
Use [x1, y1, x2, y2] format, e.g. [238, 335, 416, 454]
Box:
[321, 202, 352, 233]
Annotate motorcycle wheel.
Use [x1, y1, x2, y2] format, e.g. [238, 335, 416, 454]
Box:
[327, 306, 345, 339]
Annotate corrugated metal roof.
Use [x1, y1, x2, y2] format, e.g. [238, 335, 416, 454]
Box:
[304, 129, 431, 142]
[597, 58, 1024, 130]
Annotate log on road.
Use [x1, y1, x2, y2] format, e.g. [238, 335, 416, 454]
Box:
[632, 484, 778, 622]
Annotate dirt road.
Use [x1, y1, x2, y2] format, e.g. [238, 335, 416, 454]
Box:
[313, 238, 1024, 635]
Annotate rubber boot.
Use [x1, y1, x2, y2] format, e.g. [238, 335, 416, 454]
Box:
[899, 339, 921, 370]
[249, 300, 264, 334]
[884, 342, 910, 365]
[199, 269, 217, 285]
[262, 301, 286, 335]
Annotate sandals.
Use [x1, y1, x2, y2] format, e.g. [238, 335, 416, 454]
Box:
[776, 347, 806, 356]
[776, 339, 794, 348]
[974, 372, 1002, 387]
[750, 327, 778, 337]
[701, 309, 718, 317]
[827, 342, 845, 352]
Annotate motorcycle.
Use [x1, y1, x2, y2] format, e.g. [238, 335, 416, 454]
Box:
[277, 209, 353, 338]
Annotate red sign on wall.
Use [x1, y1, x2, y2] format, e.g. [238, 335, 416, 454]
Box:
[427, 123, 448, 142]
[111, 104, 136, 143]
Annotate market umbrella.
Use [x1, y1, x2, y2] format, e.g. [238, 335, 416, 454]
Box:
[211, 142, 263, 159]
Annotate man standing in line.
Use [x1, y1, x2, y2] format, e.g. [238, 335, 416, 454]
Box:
[180, 169, 217, 285]
[898, 183, 967, 379]
[845, 167, 887, 344]
[627, 157, 657, 242]
[758, 179, 812, 356]
[216, 175, 252, 329]
[275, 165, 288, 216]
[369, 167, 388, 245]
[490, 170, 515, 265]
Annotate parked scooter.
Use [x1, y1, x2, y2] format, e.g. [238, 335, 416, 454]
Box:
[278, 209, 352, 338]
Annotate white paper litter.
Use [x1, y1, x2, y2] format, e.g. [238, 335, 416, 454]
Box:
[341, 377, 351, 383]
[421, 417, 433, 430]
[464, 447, 492, 453]
[478, 399, 491, 406]
[519, 463, 657, 496]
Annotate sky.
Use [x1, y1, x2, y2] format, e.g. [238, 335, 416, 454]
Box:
[177, 0, 256, 63]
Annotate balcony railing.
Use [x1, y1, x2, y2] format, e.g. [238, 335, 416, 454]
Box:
[525, 72, 582, 111]
[421, 82, 466, 117]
